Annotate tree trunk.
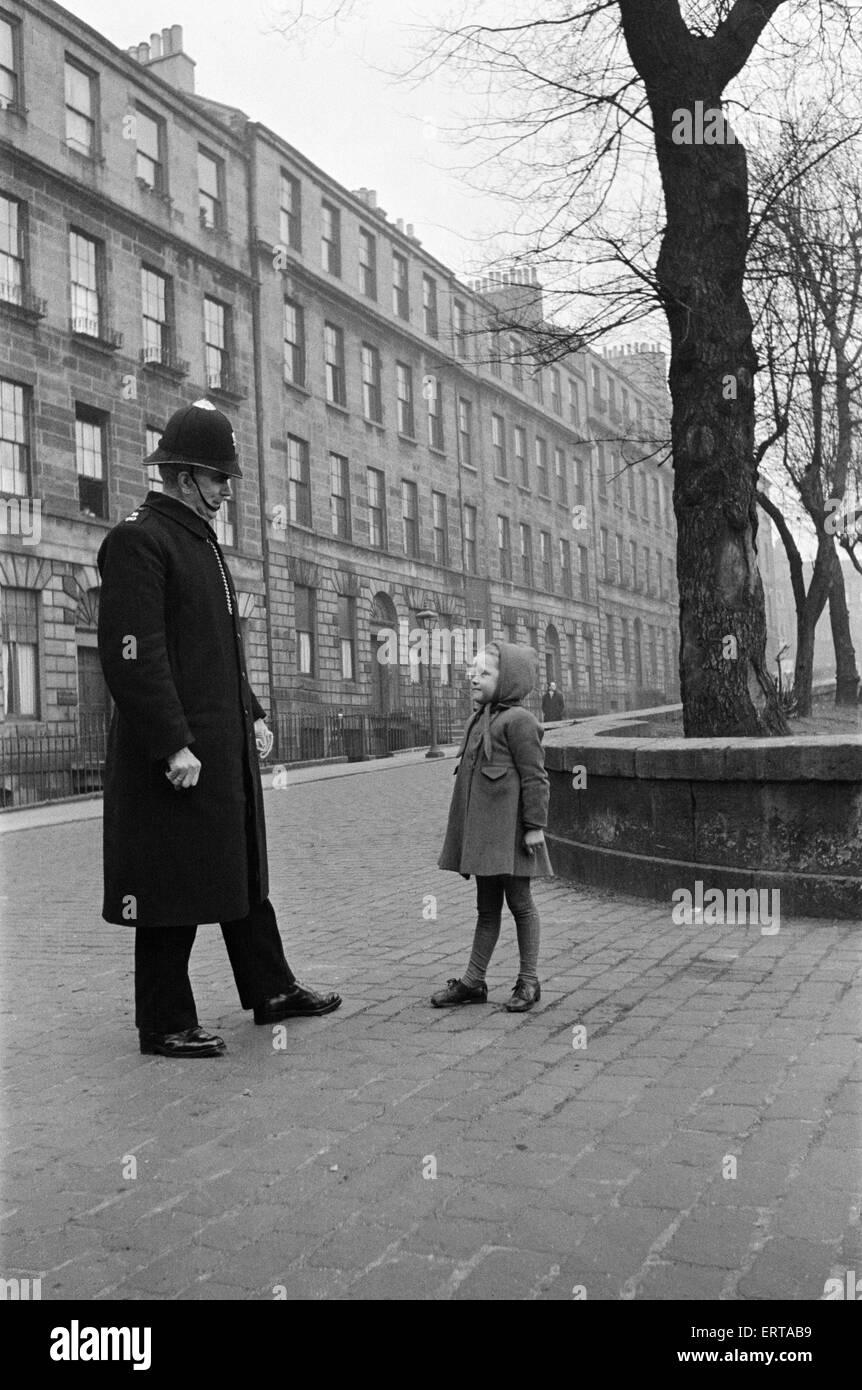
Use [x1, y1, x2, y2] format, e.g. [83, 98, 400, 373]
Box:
[792, 536, 832, 717]
[827, 548, 860, 705]
[619, 4, 787, 736]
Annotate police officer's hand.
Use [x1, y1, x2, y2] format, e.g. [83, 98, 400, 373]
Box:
[166, 746, 201, 790]
[523, 828, 545, 856]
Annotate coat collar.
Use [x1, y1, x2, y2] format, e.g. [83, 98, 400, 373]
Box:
[139, 490, 218, 542]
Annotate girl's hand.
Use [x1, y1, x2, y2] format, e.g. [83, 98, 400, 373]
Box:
[523, 828, 545, 855]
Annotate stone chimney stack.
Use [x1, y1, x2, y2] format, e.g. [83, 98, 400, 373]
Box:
[605, 340, 668, 395]
[127, 23, 195, 95]
[476, 265, 545, 329]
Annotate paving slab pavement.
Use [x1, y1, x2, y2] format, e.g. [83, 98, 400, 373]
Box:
[1, 754, 860, 1301]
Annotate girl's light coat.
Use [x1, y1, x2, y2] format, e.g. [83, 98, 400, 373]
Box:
[438, 642, 553, 879]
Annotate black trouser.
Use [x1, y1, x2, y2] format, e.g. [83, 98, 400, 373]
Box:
[134, 897, 296, 1035]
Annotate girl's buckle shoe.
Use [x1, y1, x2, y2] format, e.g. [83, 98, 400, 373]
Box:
[431, 977, 488, 1007]
[505, 978, 541, 1012]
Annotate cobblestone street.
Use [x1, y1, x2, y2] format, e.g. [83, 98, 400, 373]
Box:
[1, 753, 860, 1302]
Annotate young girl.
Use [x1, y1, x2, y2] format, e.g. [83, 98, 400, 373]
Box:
[434, 641, 553, 1012]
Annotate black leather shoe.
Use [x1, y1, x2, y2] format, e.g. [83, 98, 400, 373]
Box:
[505, 978, 541, 1012]
[139, 1026, 226, 1057]
[253, 983, 342, 1024]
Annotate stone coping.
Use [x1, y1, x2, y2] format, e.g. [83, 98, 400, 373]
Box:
[542, 705, 862, 781]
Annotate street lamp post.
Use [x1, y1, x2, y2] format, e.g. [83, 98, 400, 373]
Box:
[417, 608, 446, 759]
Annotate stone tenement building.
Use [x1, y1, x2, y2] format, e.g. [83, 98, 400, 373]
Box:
[0, 0, 679, 754]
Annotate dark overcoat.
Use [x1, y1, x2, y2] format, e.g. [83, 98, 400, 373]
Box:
[542, 689, 565, 721]
[97, 492, 268, 927]
[438, 642, 553, 879]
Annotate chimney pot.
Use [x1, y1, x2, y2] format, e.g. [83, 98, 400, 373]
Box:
[368, 190, 377, 209]
[171, 24, 183, 52]
[162, 26, 172, 53]
[137, 42, 150, 63]
[406, 222, 414, 238]
[150, 33, 162, 59]
[396, 217, 404, 232]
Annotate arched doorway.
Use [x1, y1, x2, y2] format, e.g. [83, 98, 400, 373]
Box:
[544, 623, 561, 686]
[633, 617, 644, 690]
[370, 591, 398, 714]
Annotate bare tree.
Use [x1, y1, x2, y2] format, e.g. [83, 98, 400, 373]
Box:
[751, 126, 862, 711]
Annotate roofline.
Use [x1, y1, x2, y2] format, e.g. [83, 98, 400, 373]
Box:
[246, 119, 459, 282]
[17, 0, 247, 152]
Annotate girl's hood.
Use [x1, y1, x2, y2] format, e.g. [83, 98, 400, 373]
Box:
[490, 641, 539, 705]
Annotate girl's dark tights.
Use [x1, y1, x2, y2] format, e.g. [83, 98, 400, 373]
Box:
[462, 875, 540, 987]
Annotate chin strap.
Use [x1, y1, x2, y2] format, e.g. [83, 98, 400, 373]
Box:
[189, 470, 221, 514]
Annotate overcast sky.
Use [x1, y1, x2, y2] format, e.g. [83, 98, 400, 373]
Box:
[61, 0, 511, 280]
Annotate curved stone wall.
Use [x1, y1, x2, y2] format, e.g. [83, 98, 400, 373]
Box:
[543, 707, 862, 920]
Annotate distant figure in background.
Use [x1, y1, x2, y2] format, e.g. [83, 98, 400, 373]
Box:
[541, 681, 565, 722]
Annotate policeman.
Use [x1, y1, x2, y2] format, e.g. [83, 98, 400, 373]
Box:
[97, 400, 341, 1057]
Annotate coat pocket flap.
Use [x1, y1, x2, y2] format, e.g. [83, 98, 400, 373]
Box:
[480, 764, 510, 780]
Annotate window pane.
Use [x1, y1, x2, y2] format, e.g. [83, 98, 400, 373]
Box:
[396, 363, 413, 434]
[75, 417, 103, 478]
[321, 203, 340, 274]
[288, 435, 311, 526]
[361, 344, 381, 421]
[65, 63, 92, 116]
[69, 232, 99, 333]
[0, 194, 22, 304]
[198, 151, 219, 196]
[0, 378, 28, 493]
[141, 268, 166, 321]
[69, 232, 97, 288]
[392, 252, 408, 317]
[359, 229, 376, 297]
[330, 452, 350, 538]
[204, 299, 224, 345]
[198, 152, 221, 226]
[283, 299, 305, 384]
[136, 109, 159, 159]
[0, 20, 15, 76]
[279, 173, 301, 248]
[145, 426, 164, 492]
[214, 499, 236, 547]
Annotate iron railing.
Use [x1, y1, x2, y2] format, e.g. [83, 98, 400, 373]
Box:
[269, 700, 455, 766]
[0, 718, 110, 809]
[0, 701, 460, 809]
[2, 677, 672, 810]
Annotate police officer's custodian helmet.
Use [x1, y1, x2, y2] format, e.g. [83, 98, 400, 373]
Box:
[145, 399, 242, 479]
